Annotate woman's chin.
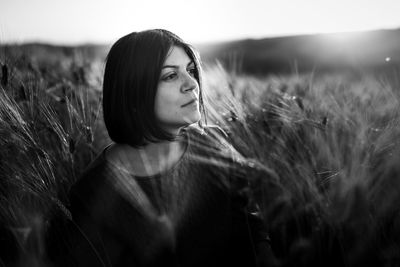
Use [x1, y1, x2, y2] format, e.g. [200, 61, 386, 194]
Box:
[185, 112, 201, 125]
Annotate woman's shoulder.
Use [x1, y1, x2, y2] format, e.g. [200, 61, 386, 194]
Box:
[185, 124, 227, 136]
[185, 124, 230, 148]
[185, 124, 246, 164]
[69, 146, 114, 201]
[79, 150, 108, 179]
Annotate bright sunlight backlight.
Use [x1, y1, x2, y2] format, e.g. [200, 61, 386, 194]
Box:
[0, 0, 399, 44]
[322, 32, 367, 44]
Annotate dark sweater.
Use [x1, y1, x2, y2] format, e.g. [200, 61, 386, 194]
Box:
[65, 126, 274, 267]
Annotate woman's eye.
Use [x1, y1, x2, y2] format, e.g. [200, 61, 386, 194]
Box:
[163, 73, 177, 81]
[187, 68, 196, 77]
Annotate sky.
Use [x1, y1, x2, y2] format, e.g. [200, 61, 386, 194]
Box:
[1, 0, 400, 45]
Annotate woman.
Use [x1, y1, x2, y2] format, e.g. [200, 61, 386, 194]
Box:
[65, 29, 278, 267]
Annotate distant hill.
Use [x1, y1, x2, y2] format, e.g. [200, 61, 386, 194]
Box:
[0, 43, 109, 65]
[2, 28, 399, 76]
[196, 28, 400, 75]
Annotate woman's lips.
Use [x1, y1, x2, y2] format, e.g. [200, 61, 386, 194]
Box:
[181, 99, 198, 107]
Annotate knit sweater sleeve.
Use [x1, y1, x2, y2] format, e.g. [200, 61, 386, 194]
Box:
[203, 125, 281, 266]
[68, 162, 177, 267]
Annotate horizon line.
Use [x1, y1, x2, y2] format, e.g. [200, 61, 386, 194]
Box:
[1, 26, 399, 48]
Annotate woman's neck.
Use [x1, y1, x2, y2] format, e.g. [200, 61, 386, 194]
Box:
[140, 139, 183, 164]
[106, 136, 187, 177]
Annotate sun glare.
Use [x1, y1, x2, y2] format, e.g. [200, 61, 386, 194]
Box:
[323, 31, 366, 44]
[0, 0, 399, 44]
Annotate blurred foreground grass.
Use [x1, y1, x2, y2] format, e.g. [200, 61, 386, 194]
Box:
[1, 46, 400, 266]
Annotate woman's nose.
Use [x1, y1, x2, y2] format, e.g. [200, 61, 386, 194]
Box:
[181, 73, 198, 93]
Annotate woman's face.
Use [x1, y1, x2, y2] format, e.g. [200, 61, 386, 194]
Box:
[154, 46, 201, 134]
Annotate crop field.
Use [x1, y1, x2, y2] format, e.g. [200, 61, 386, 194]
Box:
[1, 45, 400, 266]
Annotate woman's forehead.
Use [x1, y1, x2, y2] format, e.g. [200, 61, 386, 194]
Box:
[164, 46, 193, 66]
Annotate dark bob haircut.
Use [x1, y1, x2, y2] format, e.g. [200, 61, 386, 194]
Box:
[103, 29, 206, 147]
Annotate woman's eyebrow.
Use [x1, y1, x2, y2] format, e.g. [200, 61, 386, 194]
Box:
[162, 61, 194, 69]
[162, 65, 178, 69]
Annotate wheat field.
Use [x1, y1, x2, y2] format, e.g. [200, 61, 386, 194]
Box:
[0, 45, 399, 266]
